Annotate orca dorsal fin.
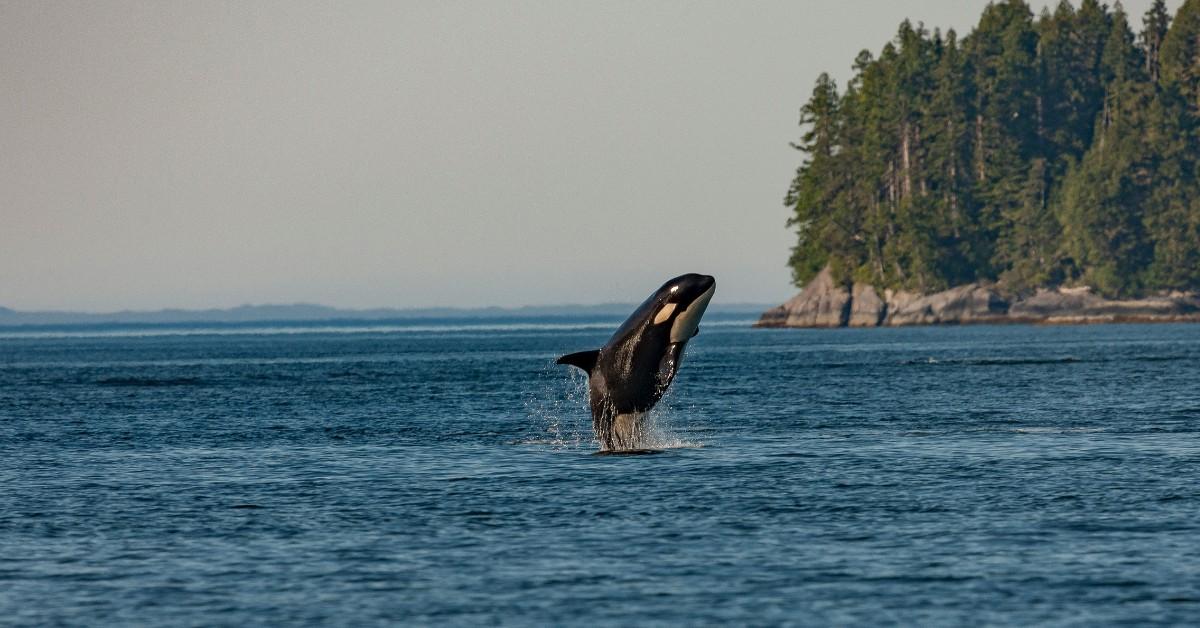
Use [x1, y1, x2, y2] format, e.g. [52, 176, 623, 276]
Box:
[556, 349, 600, 373]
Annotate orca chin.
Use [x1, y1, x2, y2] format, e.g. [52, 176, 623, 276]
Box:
[556, 273, 715, 451]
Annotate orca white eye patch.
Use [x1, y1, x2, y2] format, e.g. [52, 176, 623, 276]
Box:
[653, 302, 676, 325]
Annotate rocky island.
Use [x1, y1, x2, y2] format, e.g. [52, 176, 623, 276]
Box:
[769, 1, 1200, 328]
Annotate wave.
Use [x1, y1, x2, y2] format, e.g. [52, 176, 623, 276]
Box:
[902, 356, 1083, 366]
[95, 376, 206, 387]
[1012, 427, 1107, 434]
[902, 354, 1195, 367]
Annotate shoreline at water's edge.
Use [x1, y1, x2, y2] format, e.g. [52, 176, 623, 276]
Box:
[754, 314, 1200, 328]
[756, 266, 1200, 328]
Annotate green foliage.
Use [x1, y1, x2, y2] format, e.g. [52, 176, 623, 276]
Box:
[1160, 0, 1200, 108]
[785, 0, 1200, 298]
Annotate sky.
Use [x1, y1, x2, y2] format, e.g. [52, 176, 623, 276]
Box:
[0, 1, 1178, 311]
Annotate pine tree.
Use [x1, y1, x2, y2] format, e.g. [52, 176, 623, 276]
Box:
[1148, 0, 1200, 289]
[1141, 0, 1171, 82]
[1159, 0, 1200, 109]
[966, 1, 1040, 279]
[1037, 0, 1109, 167]
[923, 29, 979, 287]
[785, 73, 842, 286]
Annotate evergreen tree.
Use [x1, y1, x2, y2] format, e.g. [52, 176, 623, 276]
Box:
[785, 73, 842, 286]
[1039, 0, 1109, 166]
[965, 1, 1040, 279]
[1141, 0, 1171, 82]
[1160, 0, 1200, 108]
[923, 29, 979, 287]
[1054, 3, 1152, 296]
[1148, 0, 1200, 289]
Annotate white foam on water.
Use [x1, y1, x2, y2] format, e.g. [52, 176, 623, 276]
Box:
[521, 360, 706, 452]
[626, 386, 706, 451]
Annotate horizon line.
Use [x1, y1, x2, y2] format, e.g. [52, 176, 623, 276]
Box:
[0, 300, 775, 316]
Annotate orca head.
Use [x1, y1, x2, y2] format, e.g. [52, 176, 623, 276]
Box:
[648, 273, 716, 343]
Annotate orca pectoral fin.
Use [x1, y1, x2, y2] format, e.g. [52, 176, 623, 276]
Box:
[656, 343, 684, 390]
[556, 349, 600, 373]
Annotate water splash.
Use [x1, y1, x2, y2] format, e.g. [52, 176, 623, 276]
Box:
[522, 361, 593, 449]
[640, 386, 705, 450]
[522, 360, 705, 451]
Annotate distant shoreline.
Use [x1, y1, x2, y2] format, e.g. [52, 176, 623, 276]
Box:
[0, 303, 768, 329]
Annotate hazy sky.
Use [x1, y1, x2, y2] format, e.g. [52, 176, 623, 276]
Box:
[0, 1, 1176, 311]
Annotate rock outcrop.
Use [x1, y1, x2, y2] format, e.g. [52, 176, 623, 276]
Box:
[884, 284, 1009, 326]
[756, 266, 1200, 328]
[757, 267, 850, 328]
[848, 284, 886, 327]
[1008, 287, 1200, 323]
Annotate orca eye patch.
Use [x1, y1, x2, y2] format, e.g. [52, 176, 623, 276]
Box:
[653, 302, 676, 325]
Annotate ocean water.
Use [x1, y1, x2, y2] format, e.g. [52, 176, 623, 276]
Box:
[2, 318, 1200, 626]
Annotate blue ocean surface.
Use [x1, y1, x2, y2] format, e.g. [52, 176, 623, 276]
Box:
[2, 317, 1200, 626]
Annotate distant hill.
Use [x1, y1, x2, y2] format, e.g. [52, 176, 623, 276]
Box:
[0, 302, 769, 327]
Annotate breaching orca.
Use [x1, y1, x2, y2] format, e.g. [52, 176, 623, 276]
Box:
[557, 273, 715, 451]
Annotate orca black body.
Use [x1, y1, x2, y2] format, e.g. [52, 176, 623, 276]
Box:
[557, 273, 715, 451]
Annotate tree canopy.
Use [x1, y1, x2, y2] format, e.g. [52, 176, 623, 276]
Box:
[785, 0, 1200, 297]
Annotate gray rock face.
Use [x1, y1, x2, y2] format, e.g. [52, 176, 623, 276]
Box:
[755, 267, 850, 328]
[756, 265, 1200, 328]
[1009, 287, 1200, 323]
[884, 284, 1009, 326]
[755, 303, 790, 327]
[848, 284, 885, 327]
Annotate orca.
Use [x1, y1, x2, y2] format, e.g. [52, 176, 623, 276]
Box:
[557, 273, 715, 451]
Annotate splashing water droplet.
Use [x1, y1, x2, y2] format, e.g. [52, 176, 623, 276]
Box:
[522, 361, 593, 449]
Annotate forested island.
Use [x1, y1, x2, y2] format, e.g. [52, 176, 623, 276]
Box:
[761, 0, 1200, 327]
